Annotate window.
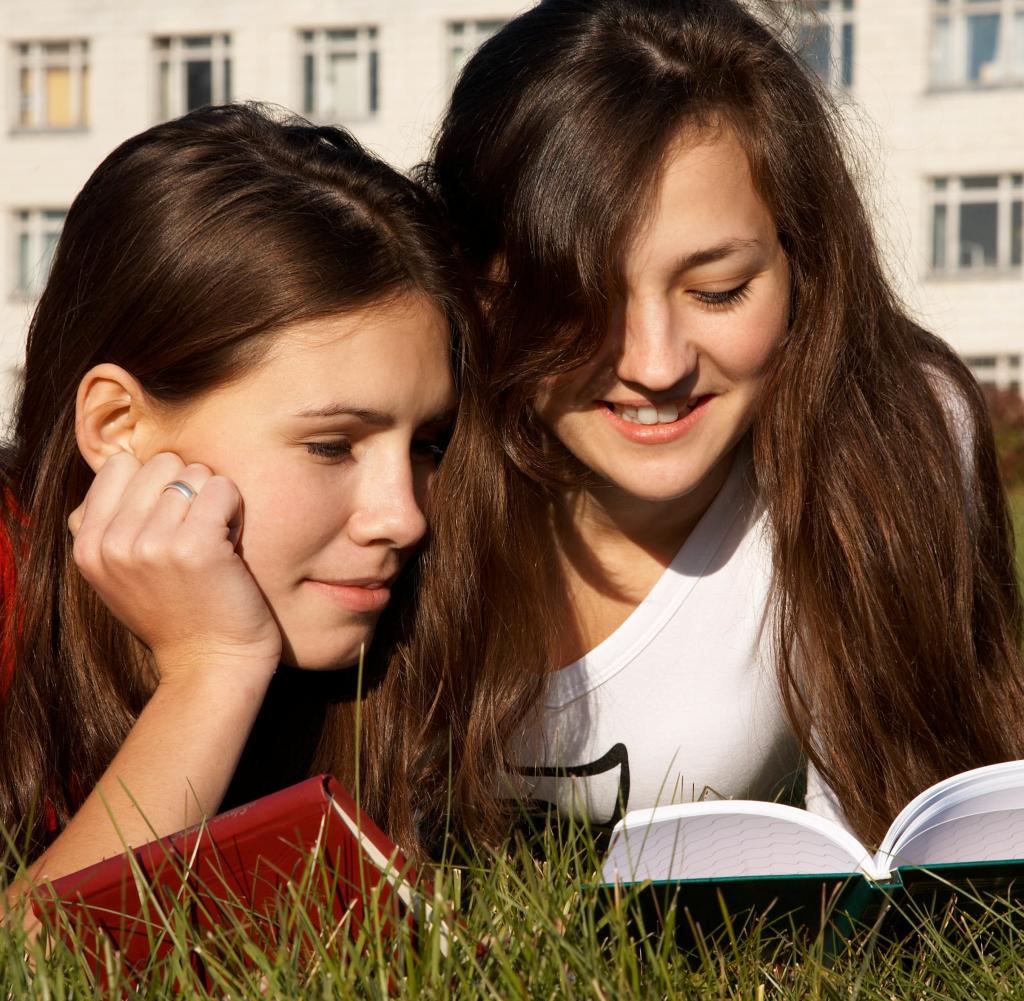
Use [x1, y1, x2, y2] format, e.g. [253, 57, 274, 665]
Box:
[930, 0, 1024, 88]
[300, 27, 379, 121]
[12, 40, 89, 130]
[446, 20, 507, 80]
[154, 35, 231, 120]
[13, 209, 66, 298]
[796, 0, 855, 88]
[930, 174, 1023, 273]
[964, 353, 1022, 391]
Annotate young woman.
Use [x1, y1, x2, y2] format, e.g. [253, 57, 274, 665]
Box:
[399, 0, 1024, 851]
[0, 103, 474, 881]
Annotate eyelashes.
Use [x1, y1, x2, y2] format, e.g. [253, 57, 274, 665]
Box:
[690, 280, 753, 310]
[304, 438, 448, 464]
[305, 440, 352, 460]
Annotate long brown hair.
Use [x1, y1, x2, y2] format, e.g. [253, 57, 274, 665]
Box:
[0, 103, 475, 860]
[407, 0, 1024, 847]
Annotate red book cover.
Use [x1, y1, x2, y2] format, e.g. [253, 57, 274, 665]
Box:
[31, 775, 433, 982]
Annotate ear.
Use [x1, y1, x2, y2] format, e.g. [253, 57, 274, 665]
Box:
[75, 364, 154, 472]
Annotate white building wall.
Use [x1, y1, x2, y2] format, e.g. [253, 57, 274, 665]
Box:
[0, 0, 1021, 424]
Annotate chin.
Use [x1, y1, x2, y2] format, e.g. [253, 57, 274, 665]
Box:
[278, 629, 375, 672]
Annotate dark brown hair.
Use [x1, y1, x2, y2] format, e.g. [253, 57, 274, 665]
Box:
[0, 102, 474, 860]
[407, 0, 1024, 847]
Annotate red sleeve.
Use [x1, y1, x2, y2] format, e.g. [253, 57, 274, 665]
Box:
[0, 501, 18, 697]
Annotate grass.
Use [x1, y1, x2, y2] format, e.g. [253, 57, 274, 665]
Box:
[5, 819, 1024, 999]
[7, 504, 1024, 997]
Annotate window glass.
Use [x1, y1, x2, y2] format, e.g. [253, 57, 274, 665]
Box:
[963, 175, 1000, 189]
[369, 50, 379, 113]
[185, 60, 213, 110]
[303, 53, 315, 114]
[932, 203, 948, 269]
[45, 66, 72, 128]
[18, 233, 31, 294]
[967, 13, 1000, 82]
[18, 67, 33, 128]
[798, 21, 833, 81]
[1015, 11, 1024, 77]
[959, 202, 999, 267]
[327, 51, 361, 120]
[931, 16, 954, 85]
[841, 22, 854, 86]
[1012, 201, 1023, 267]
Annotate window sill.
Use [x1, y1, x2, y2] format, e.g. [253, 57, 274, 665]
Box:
[925, 80, 1024, 96]
[8, 125, 89, 137]
[925, 268, 1024, 282]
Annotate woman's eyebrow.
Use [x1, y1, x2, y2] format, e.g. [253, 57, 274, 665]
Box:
[293, 405, 457, 426]
[670, 238, 762, 277]
[294, 405, 394, 425]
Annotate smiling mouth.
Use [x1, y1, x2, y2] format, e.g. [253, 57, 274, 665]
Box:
[603, 397, 711, 425]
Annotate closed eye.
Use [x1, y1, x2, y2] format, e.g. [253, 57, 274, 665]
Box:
[305, 439, 352, 461]
[691, 281, 752, 309]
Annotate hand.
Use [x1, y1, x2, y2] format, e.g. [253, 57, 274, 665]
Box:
[70, 451, 282, 685]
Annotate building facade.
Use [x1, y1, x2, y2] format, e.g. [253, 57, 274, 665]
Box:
[0, 0, 1021, 422]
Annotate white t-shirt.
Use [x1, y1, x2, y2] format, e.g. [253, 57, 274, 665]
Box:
[516, 440, 838, 828]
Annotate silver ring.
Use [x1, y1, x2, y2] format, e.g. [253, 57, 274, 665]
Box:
[162, 480, 197, 504]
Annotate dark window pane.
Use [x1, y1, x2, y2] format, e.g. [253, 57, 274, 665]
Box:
[1012, 200, 1022, 267]
[797, 21, 832, 82]
[224, 58, 231, 101]
[959, 201, 999, 267]
[369, 50, 379, 113]
[303, 53, 315, 112]
[841, 22, 854, 86]
[963, 175, 999, 189]
[185, 59, 212, 110]
[933, 177, 949, 190]
[183, 36, 213, 49]
[932, 203, 947, 268]
[967, 13, 1000, 83]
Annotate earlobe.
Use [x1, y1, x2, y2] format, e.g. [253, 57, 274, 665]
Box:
[75, 364, 150, 472]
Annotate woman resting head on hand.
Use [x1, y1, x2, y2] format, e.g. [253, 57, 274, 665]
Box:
[0, 103, 468, 879]
[404, 0, 1024, 849]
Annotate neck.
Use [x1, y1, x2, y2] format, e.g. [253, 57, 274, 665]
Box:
[555, 449, 736, 564]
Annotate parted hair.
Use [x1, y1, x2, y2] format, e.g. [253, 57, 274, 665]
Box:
[0, 103, 476, 861]
[401, 0, 1024, 848]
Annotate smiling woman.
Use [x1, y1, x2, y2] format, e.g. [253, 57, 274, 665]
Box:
[402, 0, 1024, 851]
[0, 103, 471, 882]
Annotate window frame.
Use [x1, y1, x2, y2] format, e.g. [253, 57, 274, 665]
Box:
[153, 34, 232, 122]
[10, 39, 89, 132]
[795, 0, 856, 90]
[928, 173, 1024, 277]
[929, 0, 1024, 90]
[445, 19, 509, 82]
[11, 208, 67, 300]
[298, 26, 380, 123]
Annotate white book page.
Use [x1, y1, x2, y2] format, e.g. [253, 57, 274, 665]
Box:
[877, 760, 1024, 870]
[602, 801, 881, 884]
[885, 809, 1024, 869]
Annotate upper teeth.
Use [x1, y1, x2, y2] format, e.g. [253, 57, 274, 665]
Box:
[614, 402, 682, 425]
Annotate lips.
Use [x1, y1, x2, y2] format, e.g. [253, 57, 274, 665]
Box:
[305, 575, 396, 613]
[600, 395, 713, 443]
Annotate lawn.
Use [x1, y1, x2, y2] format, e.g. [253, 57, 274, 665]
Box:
[5, 821, 1024, 999]
[6, 502, 1024, 997]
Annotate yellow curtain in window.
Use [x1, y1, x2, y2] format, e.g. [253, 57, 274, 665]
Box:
[45, 66, 72, 127]
[19, 68, 33, 127]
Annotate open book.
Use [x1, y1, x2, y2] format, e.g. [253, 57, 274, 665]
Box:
[32, 775, 444, 983]
[602, 760, 1024, 934]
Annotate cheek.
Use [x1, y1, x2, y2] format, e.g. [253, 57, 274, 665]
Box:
[231, 471, 338, 586]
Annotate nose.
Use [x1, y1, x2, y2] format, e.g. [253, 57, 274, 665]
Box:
[613, 293, 697, 393]
[346, 454, 428, 552]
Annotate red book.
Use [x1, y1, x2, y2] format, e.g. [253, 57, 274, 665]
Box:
[31, 775, 441, 983]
